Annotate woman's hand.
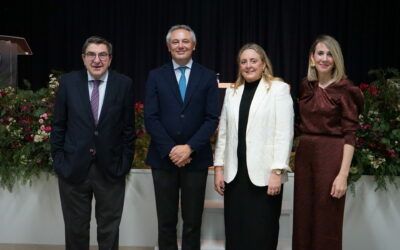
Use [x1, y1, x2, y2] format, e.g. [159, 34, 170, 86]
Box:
[331, 174, 348, 199]
[214, 166, 225, 196]
[267, 173, 282, 196]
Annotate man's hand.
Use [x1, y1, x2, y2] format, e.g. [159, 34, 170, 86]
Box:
[169, 144, 193, 167]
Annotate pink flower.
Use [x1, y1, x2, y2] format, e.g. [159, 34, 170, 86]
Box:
[40, 113, 49, 120]
[44, 126, 52, 132]
[361, 124, 372, 130]
[21, 106, 28, 112]
[38, 119, 44, 124]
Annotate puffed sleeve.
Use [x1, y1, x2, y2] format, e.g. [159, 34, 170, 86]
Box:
[340, 84, 364, 146]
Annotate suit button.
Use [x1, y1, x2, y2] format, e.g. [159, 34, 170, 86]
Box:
[177, 131, 181, 135]
[94, 131, 99, 136]
[180, 114, 185, 118]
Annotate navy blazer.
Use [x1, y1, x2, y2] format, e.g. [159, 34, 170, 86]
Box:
[144, 61, 220, 169]
[50, 70, 135, 183]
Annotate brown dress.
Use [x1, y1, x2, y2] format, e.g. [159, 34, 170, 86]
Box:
[293, 78, 363, 250]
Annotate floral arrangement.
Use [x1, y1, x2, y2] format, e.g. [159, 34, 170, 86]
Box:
[349, 68, 400, 190]
[0, 75, 58, 190]
[0, 73, 150, 190]
[133, 102, 150, 169]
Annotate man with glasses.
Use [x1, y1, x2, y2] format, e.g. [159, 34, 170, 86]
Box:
[144, 24, 220, 250]
[51, 36, 135, 250]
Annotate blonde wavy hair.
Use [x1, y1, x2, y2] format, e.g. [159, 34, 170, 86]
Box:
[234, 43, 282, 91]
[307, 35, 347, 82]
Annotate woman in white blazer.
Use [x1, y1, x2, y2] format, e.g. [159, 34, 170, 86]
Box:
[214, 43, 294, 250]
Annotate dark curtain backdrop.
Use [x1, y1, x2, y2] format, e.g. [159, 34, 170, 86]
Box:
[1, 0, 399, 101]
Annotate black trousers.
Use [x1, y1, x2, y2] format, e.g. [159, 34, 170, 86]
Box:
[152, 167, 208, 250]
[58, 162, 126, 250]
[224, 158, 283, 250]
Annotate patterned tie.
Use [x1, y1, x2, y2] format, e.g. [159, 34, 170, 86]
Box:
[90, 80, 101, 125]
[178, 66, 187, 101]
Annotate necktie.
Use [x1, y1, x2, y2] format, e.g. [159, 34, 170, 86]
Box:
[90, 80, 101, 125]
[178, 66, 187, 101]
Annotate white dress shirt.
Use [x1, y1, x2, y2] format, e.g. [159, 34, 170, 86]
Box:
[172, 59, 193, 85]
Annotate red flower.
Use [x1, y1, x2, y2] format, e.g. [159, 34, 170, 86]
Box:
[369, 85, 379, 96]
[24, 134, 34, 142]
[360, 83, 369, 90]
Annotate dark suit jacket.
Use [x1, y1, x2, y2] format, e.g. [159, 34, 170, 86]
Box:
[144, 61, 220, 169]
[50, 70, 135, 183]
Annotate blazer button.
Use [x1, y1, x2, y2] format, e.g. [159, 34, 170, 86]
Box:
[180, 114, 185, 118]
[94, 131, 99, 136]
[177, 131, 181, 135]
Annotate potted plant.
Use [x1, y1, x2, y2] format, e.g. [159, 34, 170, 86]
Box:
[349, 68, 400, 191]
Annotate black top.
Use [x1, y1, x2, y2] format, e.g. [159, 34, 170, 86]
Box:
[237, 79, 261, 161]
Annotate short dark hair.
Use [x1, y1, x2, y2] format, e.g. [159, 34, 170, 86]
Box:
[82, 36, 113, 55]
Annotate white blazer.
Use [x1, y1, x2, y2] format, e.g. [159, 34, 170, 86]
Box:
[214, 79, 294, 186]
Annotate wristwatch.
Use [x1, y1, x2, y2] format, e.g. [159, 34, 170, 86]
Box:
[272, 169, 284, 175]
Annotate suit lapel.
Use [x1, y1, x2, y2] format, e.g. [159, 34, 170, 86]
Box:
[246, 79, 270, 133]
[76, 71, 95, 125]
[98, 71, 118, 126]
[183, 62, 201, 108]
[163, 63, 183, 104]
[232, 85, 244, 132]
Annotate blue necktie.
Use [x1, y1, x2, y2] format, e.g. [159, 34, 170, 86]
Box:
[178, 66, 187, 101]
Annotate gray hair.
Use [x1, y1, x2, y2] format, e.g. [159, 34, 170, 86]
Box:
[82, 36, 113, 55]
[165, 24, 197, 44]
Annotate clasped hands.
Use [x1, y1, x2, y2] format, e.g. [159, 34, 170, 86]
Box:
[169, 144, 193, 167]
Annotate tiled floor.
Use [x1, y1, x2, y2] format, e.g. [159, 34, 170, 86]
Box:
[0, 245, 152, 250]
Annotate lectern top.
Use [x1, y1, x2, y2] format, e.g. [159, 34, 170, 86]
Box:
[0, 35, 33, 55]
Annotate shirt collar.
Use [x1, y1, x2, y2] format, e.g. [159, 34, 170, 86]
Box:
[87, 70, 109, 83]
[172, 59, 193, 70]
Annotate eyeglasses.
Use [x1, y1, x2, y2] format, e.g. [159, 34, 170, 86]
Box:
[85, 52, 110, 61]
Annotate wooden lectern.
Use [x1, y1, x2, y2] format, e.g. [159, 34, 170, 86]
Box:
[0, 35, 33, 88]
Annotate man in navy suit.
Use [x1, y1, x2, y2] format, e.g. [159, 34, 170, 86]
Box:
[144, 24, 220, 250]
[50, 36, 135, 250]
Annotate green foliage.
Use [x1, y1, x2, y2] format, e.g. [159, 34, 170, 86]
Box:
[0, 75, 58, 191]
[350, 68, 400, 190]
[0, 73, 150, 191]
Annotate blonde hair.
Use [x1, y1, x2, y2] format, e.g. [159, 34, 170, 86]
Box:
[307, 35, 347, 82]
[234, 43, 282, 90]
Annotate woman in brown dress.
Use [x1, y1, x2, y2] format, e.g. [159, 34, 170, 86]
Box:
[293, 35, 364, 250]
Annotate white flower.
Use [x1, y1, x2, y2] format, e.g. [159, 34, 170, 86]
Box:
[34, 134, 43, 143]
